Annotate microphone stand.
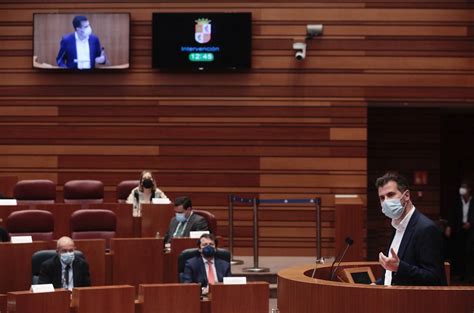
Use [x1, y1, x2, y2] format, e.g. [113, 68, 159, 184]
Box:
[329, 237, 354, 281]
[311, 257, 325, 279]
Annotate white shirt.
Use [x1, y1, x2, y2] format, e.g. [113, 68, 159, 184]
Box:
[461, 196, 471, 224]
[75, 32, 91, 69]
[60, 260, 74, 290]
[202, 256, 217, 284]
[384, 206, 416, 286]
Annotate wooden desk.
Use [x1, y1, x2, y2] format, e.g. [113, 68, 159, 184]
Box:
[335, 195, 365, 261]
[110, 238, 164, 290]
[278, 262, 474, 313]
[0, 294, 7, 313]
[72, 285, 135, 313]
[210, 282, 269, 313]
[0, 176, 17, 198]
[165, 238, 197, 283]
[69, 239, 106, 286]
[7, 290, 70, 313]
[140, 204, 174, 238]
[138, 283, 201, 313]
[0, 241, 49, 293]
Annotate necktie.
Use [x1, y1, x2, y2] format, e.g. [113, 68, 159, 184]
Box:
[174, 222, 184, 237]
[64, 264, 71, 288]
[207, 260, 215, 285]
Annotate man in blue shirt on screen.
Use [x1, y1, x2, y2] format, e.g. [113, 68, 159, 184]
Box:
[56, 15, 106, 69]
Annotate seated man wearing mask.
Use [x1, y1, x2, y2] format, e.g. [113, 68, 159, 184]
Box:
[376, 172, 446, 286]
[164, 196, 209, 244]
[38, 236, 91, 290]
[182, 234, 231, 294]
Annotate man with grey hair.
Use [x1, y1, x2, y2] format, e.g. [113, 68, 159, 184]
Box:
[38, 236, 91, 289]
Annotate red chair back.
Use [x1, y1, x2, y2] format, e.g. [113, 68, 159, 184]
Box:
[116, 180, 139, 203]
[70, 209, 116, 248]
[64, 180, 104, 205]
[6, 210, 54, 240]
[193, 209, 217, 235]
[14, 179, 56, 204]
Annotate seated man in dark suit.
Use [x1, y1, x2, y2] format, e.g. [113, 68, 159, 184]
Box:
[38, 236, 91, 290]
[164, 196, 209, 244]
[182, 234, 231, 294]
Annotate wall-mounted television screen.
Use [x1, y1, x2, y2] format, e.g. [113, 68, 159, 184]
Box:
[33, 13, 130, 70]
[152, 13, 251, 71]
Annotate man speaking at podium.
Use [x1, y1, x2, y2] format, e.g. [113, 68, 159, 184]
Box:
[376, 172, 447, 286]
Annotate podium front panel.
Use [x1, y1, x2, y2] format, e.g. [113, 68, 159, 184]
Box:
[72, 285, 135, 313]
[7, 290, 70, 313]
[140, 204, 174, 238]
[71, 239, 107, 286]
[139, 283, 201, 313]
[210, 282, 269, 313]
[0, 241, 49, 293]
[110, 238, 164, 288]
[165, 237, 197, 283]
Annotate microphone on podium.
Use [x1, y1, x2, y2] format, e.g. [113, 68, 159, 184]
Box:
[329, 237, 354, 281]
[310, 256, 325, 279]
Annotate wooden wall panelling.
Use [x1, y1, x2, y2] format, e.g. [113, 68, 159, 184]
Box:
[3, 0, 472, 256]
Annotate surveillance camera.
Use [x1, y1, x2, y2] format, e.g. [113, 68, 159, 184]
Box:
[306, 24, 323, 39]
[293, 42, 306, 61]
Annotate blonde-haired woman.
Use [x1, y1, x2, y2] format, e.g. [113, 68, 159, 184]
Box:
[126, 170, 168, 216]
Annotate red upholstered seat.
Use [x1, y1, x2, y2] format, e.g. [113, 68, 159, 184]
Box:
[63, 180, 104, 204]
[116, 180, 139, 203]
[6, 210, 54, 241]
[70, 209, 116, 247]
[13, 179, 56, 204]
[193, 209, 217, 235]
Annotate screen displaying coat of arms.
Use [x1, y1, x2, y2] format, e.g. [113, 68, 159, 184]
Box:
[152, 13, 251, 71]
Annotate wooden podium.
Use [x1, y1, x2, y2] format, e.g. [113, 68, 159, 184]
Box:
[0, 241, 49, 293]
[72, 285, 135, 313]
[138, 283, 201, 313]
[165, 238, 197, 283]
[210, 282, 269, 313]
[0, 176, 17, 199]
[335, 195, 365, 261]
[7, 290, 70, 313]
[110, 238, 164, 289]
[278, 262, 474, 313]
[140, 204, 174, 238]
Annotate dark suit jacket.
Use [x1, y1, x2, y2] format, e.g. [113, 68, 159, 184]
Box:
[56, 33, 102, 69]
[449, 196, 474, 234]
[164, 212, 209, 243]
[380, 209, 447, 286]
[38, 255, 91, 288]
[182, 255, 231, 287]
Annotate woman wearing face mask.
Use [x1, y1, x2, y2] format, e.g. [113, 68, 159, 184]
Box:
[126, 170, 168, 216]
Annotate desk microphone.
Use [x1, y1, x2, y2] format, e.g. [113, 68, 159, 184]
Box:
[310, 257, 325, 279]
[329, 237, 354, 281]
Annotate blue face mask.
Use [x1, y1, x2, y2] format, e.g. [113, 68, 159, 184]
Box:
[381, 192, 407, 220]
[60, 252, 75, 265]
[202, 245, 216, 258]
[175, 212, 187, 223]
